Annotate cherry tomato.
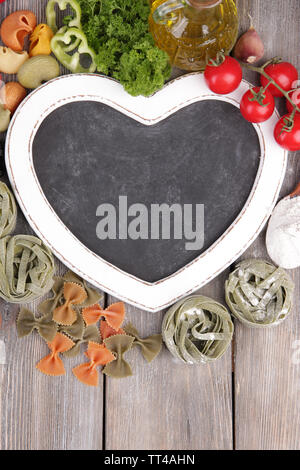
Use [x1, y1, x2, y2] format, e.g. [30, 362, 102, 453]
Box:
[240, 87, 275, 123]
[286, 88, 300, 113]
[274, 113, 300, 151]
[261, 62, 298, 97]
[204, 56, 242, 95]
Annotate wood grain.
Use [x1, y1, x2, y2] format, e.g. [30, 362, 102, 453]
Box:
[234, 0, 300, 450]
[0, 0, 300, 451]
[105, 281, 233, 450]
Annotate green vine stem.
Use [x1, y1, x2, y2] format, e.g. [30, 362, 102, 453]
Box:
[241, 60, 300, 114]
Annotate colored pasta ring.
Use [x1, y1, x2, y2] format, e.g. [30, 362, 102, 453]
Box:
[225, 259, 294, 328]
[162, 295, 234, 364]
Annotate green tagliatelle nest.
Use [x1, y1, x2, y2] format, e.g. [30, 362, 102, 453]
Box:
[225, 259, 294, 328]
[0, 182, 17, 238]
[162, 295, 234, 364]
[0, 235, 55, 303]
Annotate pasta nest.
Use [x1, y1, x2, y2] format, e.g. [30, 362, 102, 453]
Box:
[225, 259, 294, 328]
[162, 295, 234, 364]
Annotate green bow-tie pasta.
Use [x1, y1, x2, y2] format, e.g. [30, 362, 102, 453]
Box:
[124, 323, 162, 363]
[162, 295, 234, 364]
[0, 235, 54, 303]
[38, 277, 64, 315]
[17, 307, 57, 342]
[225, 259, 294, 328]
[59, 308, 85, 340]
[0, 182, 17, 238]
[63, 325, 101, 357]
[103, 334, 134, 378]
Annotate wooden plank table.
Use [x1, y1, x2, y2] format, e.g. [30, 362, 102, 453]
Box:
[0, 0, 299, 450]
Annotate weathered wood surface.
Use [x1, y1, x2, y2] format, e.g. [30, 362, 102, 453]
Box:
[0, 0, 299, 450]
[234, 0, 300, 451]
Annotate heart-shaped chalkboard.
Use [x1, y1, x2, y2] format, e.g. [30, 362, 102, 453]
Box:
[32, 100, 259, 282]
[6, 74, 286, 311]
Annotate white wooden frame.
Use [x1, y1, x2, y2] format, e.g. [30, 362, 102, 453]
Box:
[5, 73, 287, 312]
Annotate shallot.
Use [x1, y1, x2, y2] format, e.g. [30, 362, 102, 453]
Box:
[233, 15, 264, 64]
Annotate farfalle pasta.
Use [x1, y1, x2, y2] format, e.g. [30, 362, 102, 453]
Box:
[0, 234, 54, 303]
[162, 295, 234, 365]
[100, 319, 125, 340]
[17, 307, 57, 342]
[82, 303, 102, 325]
[124, 323, 162, 363]
[38, 271, 102, 317]
[53, 281, 87, 325]
[0, 182, 17, 238]
[83, 302, 125, 331]
[38, 277, 65, 315]
[63, 325, 101, 358]
[58, 309, 85, 340]
[15, 269, 162, 385]
[100, 302, 125, 331]
[225, 259, 294, 328]
[36, 332, 74, 376]
[103, 334, 134, 379]
[73, 342, 115, 386]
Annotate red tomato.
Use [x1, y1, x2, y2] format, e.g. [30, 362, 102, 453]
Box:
[204, 56, 242, 95]
[286, 88, 300, 113]
[274, 113, 300, 151]
[240, 87, 275, 123]
[261, 62, 298, 97]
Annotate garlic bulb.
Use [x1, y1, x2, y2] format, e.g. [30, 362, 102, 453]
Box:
[266, 196, 300, 269]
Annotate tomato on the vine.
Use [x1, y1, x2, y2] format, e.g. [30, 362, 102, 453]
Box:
[261, 62, 298, 97]
[204, 56, 242, 95]
[274, 113, 300, 151]
[286, 88, 300, 114]
[240, 86, 275, 123]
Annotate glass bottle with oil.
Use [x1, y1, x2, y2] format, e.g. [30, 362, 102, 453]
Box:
[149, 0, 239, 71]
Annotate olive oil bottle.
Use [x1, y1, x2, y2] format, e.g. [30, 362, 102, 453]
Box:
[149, 0, 239, 71]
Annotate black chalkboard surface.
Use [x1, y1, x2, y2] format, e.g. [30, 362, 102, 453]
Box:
[32, 100, 260, 282]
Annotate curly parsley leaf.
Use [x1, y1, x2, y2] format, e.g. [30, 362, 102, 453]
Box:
[77, 0, 171, 96]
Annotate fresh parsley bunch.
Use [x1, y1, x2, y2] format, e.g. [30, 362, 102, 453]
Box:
[77, 0, 171, 96]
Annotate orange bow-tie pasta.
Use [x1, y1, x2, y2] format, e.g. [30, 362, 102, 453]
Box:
[82, 303, 102, 325]
[53, 282, 87, 325]
[36, 332, 74, 376]
[100, 319, 125, 340]
[72, 342, 115, 386]
[101, 302, 126, 331]
[83, 302, 125, 331]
